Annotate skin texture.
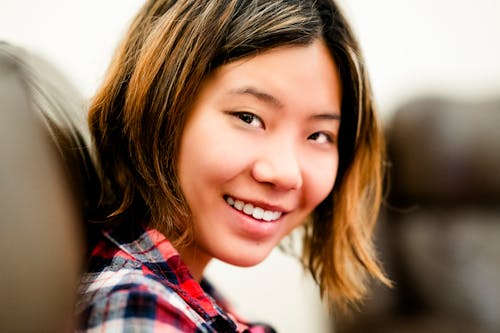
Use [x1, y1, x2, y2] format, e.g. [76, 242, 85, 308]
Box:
[178, 39, 342, 280]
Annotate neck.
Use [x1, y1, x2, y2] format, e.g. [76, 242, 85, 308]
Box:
[178, 245, 212, 282]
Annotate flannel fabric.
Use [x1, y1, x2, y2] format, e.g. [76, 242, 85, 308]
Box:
[76, 224, 275, 333]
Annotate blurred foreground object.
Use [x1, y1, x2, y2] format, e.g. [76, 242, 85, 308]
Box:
[336, 96, 500, 333]
[0, 42, 97, 332]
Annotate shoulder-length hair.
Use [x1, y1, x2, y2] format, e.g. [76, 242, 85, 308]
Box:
[88, 0, 390, 310]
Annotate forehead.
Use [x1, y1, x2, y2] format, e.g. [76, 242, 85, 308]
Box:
[196, 40, 342, 114]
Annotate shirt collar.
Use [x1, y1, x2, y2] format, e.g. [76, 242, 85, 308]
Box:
[102, 226, 238, 331]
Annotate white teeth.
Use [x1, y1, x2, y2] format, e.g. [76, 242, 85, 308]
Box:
[252, 207, 264, 219]
[243, 203, 254, 215]
[234, 200, 244, 210]
[263, 210, 274, 221]
[225, 196, 283, 222]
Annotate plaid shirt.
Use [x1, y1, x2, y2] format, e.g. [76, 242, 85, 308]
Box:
[76, 224, 275, 333]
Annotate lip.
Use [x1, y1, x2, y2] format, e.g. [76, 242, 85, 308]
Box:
[223, 195, 288, 240]
[223, 194, 290, 214]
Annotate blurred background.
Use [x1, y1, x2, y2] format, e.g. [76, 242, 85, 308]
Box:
[1, 0, 499, 332]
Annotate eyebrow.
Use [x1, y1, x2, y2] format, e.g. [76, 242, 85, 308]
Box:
[228, 87, 284, 109]
[310, 113, 341, 121]
[228, 86, 341, 121]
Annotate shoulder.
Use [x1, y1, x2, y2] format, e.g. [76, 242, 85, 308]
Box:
[77, 267, 211, 332]
[76, 228, 239, 332]
[76, 226, 213, 333]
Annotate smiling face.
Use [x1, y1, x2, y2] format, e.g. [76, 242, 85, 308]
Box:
[177, 39, 342, 279]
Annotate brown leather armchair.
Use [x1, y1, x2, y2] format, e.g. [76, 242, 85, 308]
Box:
[0, 42, 98, 332]
[336, 96, 500, 333]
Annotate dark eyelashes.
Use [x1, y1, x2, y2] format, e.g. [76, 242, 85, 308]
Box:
[237, 112, 257, 124]
[226, 111, 336, 145]
[308, 132, 335, 144]
[226, 111, 264, 128]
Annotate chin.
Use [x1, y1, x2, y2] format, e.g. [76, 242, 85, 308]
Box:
[216, 245, 274, 268]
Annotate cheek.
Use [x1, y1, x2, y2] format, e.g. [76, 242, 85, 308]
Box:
[303, 155, 339, 208]
[195, 146, 252, 187]
[179, 114, 256, 187]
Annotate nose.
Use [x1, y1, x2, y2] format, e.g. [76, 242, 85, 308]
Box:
[251, 141, 303, 191]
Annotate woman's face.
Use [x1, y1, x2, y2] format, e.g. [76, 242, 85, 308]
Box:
[178, 39, 342, 277]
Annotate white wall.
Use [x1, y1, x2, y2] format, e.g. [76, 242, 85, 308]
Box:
[2, 0, 499, 116]
[2, 1, 500, 332]
[0, 0, 143, 98]
[339, 0, 500, 119]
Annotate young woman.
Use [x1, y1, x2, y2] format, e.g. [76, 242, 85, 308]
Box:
[76, 0, 390, 331]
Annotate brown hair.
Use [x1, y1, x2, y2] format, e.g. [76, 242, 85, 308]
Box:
[88, 0, 390, 311]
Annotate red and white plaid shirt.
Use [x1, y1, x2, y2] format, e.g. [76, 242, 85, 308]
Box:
[76, 224, 275, 332]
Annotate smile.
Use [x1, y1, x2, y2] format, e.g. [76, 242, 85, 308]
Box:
[225, 196, 283, 222]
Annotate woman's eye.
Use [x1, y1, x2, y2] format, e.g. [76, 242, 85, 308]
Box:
[308, 132, 334, 144]
[232, 112, 264, 129]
